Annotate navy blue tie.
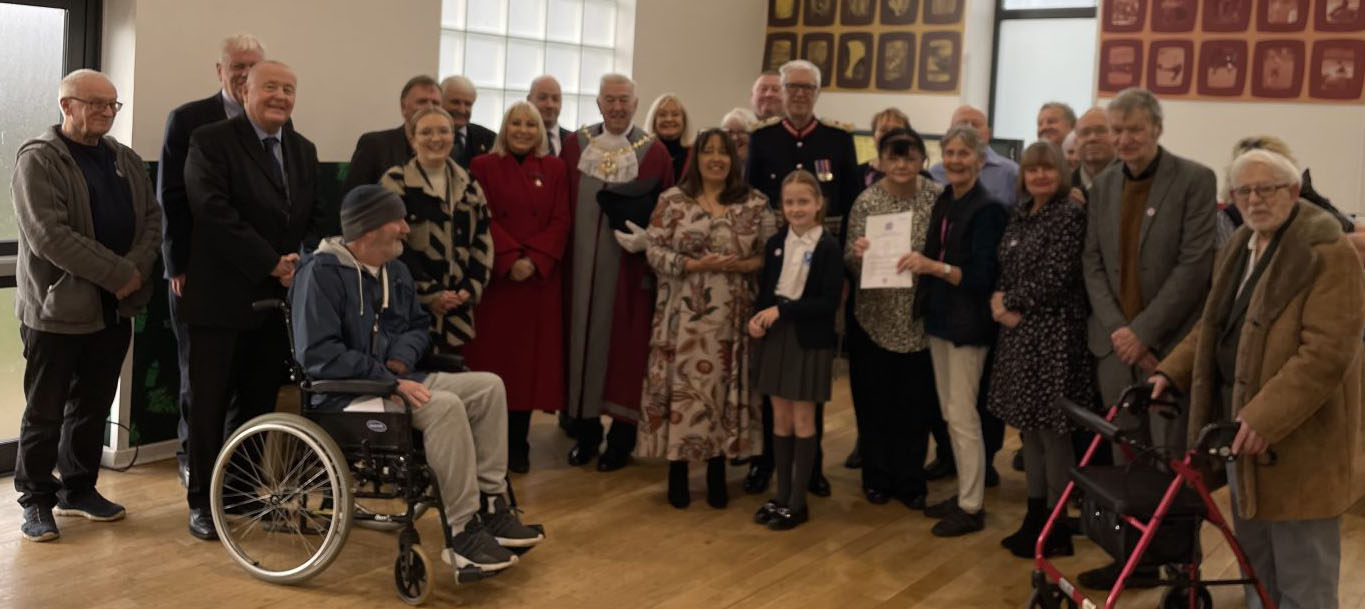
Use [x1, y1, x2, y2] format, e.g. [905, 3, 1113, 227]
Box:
[262, 136, 284, 185]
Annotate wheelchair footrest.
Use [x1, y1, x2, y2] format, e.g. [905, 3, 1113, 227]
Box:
[454, 566, 502, 584]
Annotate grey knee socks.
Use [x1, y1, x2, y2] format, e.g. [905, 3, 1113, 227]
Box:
[773, 435, 794, 506]
[789, 435, 817, 512]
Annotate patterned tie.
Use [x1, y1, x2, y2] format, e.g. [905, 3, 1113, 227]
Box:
[262, 136, 284, 185]
[453, 130, 466, 163]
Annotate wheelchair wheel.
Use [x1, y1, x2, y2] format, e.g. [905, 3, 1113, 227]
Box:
[211, 413, 353, 584]
[1159, 584, 1213, 609]
[394, 545, 433, 605]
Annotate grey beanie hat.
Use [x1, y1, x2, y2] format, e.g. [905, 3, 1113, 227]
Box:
[341, 184, 406, 242]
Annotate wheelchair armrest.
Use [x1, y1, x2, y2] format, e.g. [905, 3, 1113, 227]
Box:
[1057, 397, 1121, 443]
[305, 378, 398, 397]
[419, 353, 467, 373]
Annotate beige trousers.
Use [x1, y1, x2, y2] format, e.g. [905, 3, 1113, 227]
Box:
[928, 337, 989, 513]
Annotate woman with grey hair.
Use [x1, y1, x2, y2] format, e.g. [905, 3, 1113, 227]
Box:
[720, 107, 756, 169]
[1151, 148, 1364, 609]
[903, 124, 1009, 537]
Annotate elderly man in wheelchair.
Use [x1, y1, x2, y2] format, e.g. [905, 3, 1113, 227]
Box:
[288, 185, 543, 576]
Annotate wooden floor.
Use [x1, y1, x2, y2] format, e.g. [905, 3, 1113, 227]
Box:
[2, 377, 1363, 609]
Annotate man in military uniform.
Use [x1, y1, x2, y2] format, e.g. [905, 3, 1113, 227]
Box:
[744, 59, 860, 498]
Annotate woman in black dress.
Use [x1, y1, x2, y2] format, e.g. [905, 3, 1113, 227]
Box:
[987, 141, 1094, 557]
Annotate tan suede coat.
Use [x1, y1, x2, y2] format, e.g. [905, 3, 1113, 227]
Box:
[1159, 202, 1365, 520]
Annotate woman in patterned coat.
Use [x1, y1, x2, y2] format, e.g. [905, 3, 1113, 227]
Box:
[638, 128, 776, 509]
[986, 141, 1094, 558]
[380, 106, 493, 353]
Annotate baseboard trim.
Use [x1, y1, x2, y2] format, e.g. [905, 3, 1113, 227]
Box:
[102, 439, 179, 469]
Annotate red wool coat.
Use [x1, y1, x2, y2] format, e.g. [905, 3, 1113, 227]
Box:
[463, 152, 571, 411]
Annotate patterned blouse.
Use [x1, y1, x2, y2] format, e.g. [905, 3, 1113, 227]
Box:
[843, 179, 943, 353]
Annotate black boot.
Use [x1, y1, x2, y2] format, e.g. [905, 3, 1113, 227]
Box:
[667, 461, 689, 509]
[1041, 511, 1074, 557]
[705, 456, 728, 509]
[1001, 497, 1047, 558]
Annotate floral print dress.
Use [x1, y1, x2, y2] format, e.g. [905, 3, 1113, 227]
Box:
[637, 187, 776, 461]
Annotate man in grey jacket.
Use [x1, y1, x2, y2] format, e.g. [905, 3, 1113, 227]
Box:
[10, 69, 162, 542]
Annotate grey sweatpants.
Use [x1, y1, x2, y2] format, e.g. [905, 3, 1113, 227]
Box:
[349, 371, 508, 529]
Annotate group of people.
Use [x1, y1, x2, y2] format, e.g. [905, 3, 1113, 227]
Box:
[10, 30, 1364, 608]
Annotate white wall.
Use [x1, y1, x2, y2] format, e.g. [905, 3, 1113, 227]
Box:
[105, 0, 441, 162]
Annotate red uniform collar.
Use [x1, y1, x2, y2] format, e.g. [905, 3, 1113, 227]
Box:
[782, 118, 819, 139]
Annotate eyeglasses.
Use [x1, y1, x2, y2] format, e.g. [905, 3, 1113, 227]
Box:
[1230, 183, 1291, 200]
[783, 83, 818, 93]
[66, 97, 124, 113]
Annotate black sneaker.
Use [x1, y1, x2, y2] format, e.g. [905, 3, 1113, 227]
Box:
[924, 496, 958, 519]
[445, 520, 518, 572]
[931, 505, 985, 537]
[54, 489, 126, 522]
[478, 494, 544, 548]
[21, 505, 60, 542]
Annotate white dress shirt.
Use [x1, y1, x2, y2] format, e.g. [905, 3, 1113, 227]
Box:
[775, 225, 823, 301]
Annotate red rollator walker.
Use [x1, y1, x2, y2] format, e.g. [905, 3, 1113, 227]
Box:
[1029, 383, 1278, 609]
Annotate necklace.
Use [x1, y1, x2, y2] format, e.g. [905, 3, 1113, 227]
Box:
[582, 127, 653, 177]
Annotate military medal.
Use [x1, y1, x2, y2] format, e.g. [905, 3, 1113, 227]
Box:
[815, 159, 833, 182]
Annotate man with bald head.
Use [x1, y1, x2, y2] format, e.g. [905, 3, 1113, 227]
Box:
[560, 73, 675, 471]
[341, 74, 443, 194]
[181, 60, 323, 540]
[1071, 107, 1118, 201]
[441, 75, 496, 168]
[12, 69, 162, 541]
[529, 75, 570, 156]
[929, 105, 1019, 207]
[158, 33, 267, 488]
[750, 72, 783, 121]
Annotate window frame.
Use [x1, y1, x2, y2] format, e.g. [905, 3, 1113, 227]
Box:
[986, 0, 1097, 131]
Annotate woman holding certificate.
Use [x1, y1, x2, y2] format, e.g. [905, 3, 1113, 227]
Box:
[638, 128, 775, 510]
[905, 124, 1008, 538]
[844, 127, 942, 509]
[986, 141, 1093, 558]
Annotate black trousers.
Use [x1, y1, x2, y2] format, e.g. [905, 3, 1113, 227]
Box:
[167, 288, 208, 470]
[848, 321, 934, 498]
[15, 321, 131, 508]
[508, 410, 532, 458]
[185, 323, 288, 510]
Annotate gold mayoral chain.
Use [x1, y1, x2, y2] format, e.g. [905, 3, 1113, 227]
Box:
[583, 127, 653, 178]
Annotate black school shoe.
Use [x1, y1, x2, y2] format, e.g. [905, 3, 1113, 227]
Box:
[808, 471, 831, 497]
[743, 462, 773, 495]
[924, 496, 959, 519]
[767, 506, 809, 530]
[753, 499, 782, 525]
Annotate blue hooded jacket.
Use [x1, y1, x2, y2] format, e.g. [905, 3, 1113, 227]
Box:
[290, 236, 431, 411]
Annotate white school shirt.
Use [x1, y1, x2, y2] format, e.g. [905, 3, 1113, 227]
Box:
[775, 226, 823, 301]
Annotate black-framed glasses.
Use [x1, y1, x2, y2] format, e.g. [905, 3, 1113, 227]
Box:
[1230, 183, 1291, 200]
[65, 97, 123, 112]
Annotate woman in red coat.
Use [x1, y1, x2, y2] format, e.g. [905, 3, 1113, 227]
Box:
[466, 101, 571, 473]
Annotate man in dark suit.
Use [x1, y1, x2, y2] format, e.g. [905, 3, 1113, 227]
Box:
[181, 60, 322, 540]
[157, 33, 266, 488]
[440, 75, 496, 168]
[340, 74, 443, 195]
[1079, 87, 1216, 588]
[528, 74, 571, 156]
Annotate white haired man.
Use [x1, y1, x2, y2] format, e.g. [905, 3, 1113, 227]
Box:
[440, 75, 496, 168]
[13, 69, 163, 541]
[157, 33, 267, 488]
[560, 73, 676, 471]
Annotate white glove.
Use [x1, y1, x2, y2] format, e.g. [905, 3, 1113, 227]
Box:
[613, 220, 649, 253]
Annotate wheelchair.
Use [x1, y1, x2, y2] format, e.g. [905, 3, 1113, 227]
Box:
[207, 299, 541, 605]
[1030, 384, 1277, 609]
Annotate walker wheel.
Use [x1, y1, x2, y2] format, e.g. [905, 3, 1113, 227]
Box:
[394, 545, 432, 605]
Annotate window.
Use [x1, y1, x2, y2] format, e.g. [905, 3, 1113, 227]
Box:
[438, 0, 634, 131]
[0, 0, 101, 468]
[988, 0, 1098, 145]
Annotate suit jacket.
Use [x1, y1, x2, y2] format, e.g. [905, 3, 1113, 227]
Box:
[454, 122, 496, 169]
[182, 114, 322, 329]
[341, 125, 409, 196]
[549, 126, 572, 157]
[157, 92, 227, 278]
[755, 227, 844, 349]
[1082, 147, 1217, 358]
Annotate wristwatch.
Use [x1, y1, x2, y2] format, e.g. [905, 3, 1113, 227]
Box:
[941, 263, 951, 277]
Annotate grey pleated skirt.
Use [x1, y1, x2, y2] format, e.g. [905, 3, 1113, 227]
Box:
[751, 320, 834, 403]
